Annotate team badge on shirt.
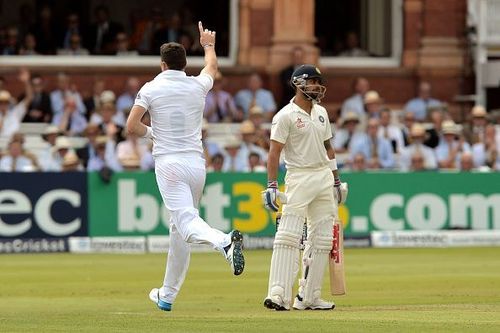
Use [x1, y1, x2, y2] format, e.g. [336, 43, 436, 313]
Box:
[319, 115, 325, 123]
[296, 117, 305, 129]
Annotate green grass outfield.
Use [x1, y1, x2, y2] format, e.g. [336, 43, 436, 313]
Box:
[1, 248, 499, 333]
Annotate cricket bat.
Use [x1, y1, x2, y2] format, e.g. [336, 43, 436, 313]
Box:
[329, 218, 346, 295]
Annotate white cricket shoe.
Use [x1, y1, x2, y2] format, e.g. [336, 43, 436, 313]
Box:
[292, 295, 335, 310]
[149, 288, 172, 311]
[264, 295, 289, 311]
[224, 230, 245, 275]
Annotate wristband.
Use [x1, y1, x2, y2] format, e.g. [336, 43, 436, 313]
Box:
[144, 126, 153, 139]
[334, 178, 341, 187]
[202, 43, 214, 49]
[267, 180, 278, 188]
[329, 158, 338, 171]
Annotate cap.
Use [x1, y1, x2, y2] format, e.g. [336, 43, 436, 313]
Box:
[62, 152, 80, 167]
[0, 90, 11, 102]
[442, 120, 459, 135]
[240, 120, 256, 134]
[249, 105, 264, 116]
[472, 105, 487, 118]
[340, 111, 360, 125]
[224, 136, 241, 149]
[55, 136, 72, 150]
[100, 90, 116, 104]
[364, 91, 382, 104]
[410, 123, 426, 137]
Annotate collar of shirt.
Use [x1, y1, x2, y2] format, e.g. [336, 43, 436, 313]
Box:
[290, 97, 318, 118]
[158, 70, 187, 79]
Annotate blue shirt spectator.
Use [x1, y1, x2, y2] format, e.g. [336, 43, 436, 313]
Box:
[404, 82, 441, 121]
[340, 77, 370, 118]
[234, 73, 276, 122]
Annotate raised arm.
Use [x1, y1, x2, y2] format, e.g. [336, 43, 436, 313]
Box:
[198, 21, 218, 79]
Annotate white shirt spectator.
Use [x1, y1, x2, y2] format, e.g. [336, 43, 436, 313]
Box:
[0, 102, 27, 139]
[0, 155, 35, 172]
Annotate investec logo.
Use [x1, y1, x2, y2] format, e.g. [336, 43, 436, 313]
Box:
[351, 193, 500, 232]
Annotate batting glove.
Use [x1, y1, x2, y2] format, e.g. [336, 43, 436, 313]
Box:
[334, 179, 348, 204]
[262, 181, 287, 212]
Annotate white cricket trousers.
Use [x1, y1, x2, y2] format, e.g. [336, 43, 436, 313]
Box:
[154, 153, 231, 304]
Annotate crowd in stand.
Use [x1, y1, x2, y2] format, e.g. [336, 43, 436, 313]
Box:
[0, 5, 204, 56]
[0, 66, 499, 175]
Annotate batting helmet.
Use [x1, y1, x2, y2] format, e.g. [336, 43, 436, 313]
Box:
[290, 65, 326, 103]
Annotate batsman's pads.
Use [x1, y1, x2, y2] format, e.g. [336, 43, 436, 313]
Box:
[262, 183, 287, 212]
[329, 218, 346, 295]
[298, 217, 333, 306]
[267, 214, 304, 308]
[334, 182, 348, 204]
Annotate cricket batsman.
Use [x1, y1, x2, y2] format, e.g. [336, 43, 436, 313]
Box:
[262, 65, 348, 310]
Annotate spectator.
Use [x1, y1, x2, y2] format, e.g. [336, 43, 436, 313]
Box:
[116, 77, 140, 123]
[341, 77, 370, 118]
[401, 111, 416, 147]
[86, 5, 124, 54]
[459, 152, 475, 172]
[50, 72, 86, 117]
[19, 33, 38, 55]
[52, 96, 88, 136]
[179, 32, 201, 56]
[57, 33, 89, 55]
[239, 120, 268, 166]
[61, 13, 82, 50]
[92, 102, 124, 142]
[424, 109, 445, 148]
[234, 73, 277, 122]
[349, 118, 395, 169]
[152, 12, 184, 52]
[130, 7, 166, 55]
[279, 47, 305, 108]
[404, 82, 442, 121]
[83, 79, 106, 119]
[463, 105, 488, 144]
[378, 108, 404, 153]
[37, 125, 61, 171]
[248, 106, 270, 150]
[471, 124, 499, 170]
[435, 121, 471, 169]
[22, 74, 52, 123]
[364, 91, 383, 119]
[339, 31, 370, 57]
[31, 4, 57, 54]
[399, 124, 438, 171]
[116, 131, 150, 170]
[410, 151, 427, 171]
[247, 152, 266, 172]
[115, 32, 138, 56]
[201, 119, 221, 165]
[207, 153, 224, 172]
[61, 151, 83, 172]
[333, 111, 360, 154]
[2, 27, 20, 55]
[0, 69, 32, 139]
[221, 136, 246, 172]
[349, 152, 367, 172]
[88, 136, 122, 172]
[49, 136, 75, 171]
[0, 139, 36, 172]
[76, 124, 102, 168]
[204, 71, 238, 123]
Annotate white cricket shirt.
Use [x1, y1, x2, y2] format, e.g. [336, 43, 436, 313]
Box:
[271, 99, 332, 169]
[134, 70, 213, 157]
